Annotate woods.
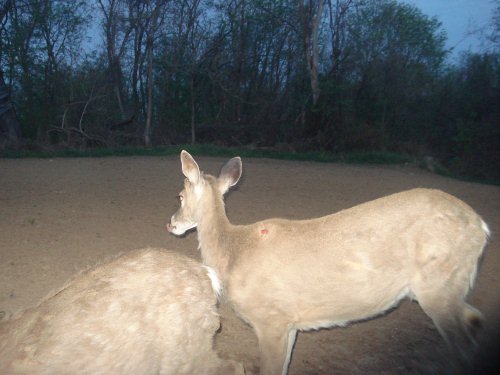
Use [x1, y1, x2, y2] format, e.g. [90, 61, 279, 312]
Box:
[0, 0, 498, 181]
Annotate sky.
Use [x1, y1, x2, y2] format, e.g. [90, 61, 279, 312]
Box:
[403, 0, 496, 57]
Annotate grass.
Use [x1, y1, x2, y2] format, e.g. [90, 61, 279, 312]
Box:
[9, 144, 500, 185]
[0, 144, 414, 165]
[2, 143, 498, 185]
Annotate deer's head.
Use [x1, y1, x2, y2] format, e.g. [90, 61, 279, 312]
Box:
[167, 150, 242, 236]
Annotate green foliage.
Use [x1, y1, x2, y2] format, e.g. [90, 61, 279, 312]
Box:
[335, 0, 447, 150]
[1, 0, 91, 142]
[446, 53, 500, 180]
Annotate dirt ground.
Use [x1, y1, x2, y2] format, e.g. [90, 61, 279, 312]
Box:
[1, 155, 499, 374]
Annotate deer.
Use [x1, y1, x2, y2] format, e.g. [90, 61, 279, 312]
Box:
[0, 247, 244, 375]
[166, 150, 490, 375]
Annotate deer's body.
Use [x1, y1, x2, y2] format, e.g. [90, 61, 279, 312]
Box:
[168, 151, 489, 375]
[0, 248, 243, 375]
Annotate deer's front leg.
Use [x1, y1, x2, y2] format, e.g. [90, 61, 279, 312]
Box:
[253, 322, 297, 375]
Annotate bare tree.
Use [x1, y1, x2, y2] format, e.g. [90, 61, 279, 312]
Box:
[144, 0, 168, 147]
[326, 0, 357, 78]
[128, 1, 147, 120]
[0, 0, 21, 149]
[97, 0, 132, 120]
[299, 0, 325, 106]
[185, 0, 202, 145]
[172, 0, 205, 144]
[0, 70, 21, 149]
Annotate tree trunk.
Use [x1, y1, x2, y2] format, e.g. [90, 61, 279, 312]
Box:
[300, 0, 325, 106]
[0, 71, 22, 149]
[144, 5, 161, 148]
[144, 37, 153, 148]
[190, 76, 196, 145]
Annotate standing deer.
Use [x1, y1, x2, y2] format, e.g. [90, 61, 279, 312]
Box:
[0, 248, 244, 375]
[167, 150, 489, 375]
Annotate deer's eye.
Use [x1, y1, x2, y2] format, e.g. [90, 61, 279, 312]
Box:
[177, 194, 183, 202]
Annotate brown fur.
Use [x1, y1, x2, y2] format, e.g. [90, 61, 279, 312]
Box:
[167, 151, 489, 375]
[0, 248, 244, 375]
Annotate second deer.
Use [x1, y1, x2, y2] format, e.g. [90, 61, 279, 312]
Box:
[0, 248, 243, 375]
[167, 150, 489, 375]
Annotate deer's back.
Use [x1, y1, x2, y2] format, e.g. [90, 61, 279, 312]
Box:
[226, 189, 487, 327]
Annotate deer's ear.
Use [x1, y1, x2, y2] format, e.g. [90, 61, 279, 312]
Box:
[180, 150, 200, 184]
[218, 157, 242, 194]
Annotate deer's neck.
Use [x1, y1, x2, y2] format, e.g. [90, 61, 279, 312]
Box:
[197, 200, 233, 276]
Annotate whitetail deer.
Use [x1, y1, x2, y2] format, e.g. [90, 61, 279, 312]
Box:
[0, 248, 244, 375]
[167, 150, 489, 375]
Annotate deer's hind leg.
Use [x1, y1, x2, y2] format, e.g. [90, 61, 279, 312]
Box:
[410, 256, 483, 360]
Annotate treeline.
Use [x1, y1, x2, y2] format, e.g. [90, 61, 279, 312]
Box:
[0, 0, 498, 181]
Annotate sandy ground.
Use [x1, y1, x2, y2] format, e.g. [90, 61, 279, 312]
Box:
[0, 155, 499, 374]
